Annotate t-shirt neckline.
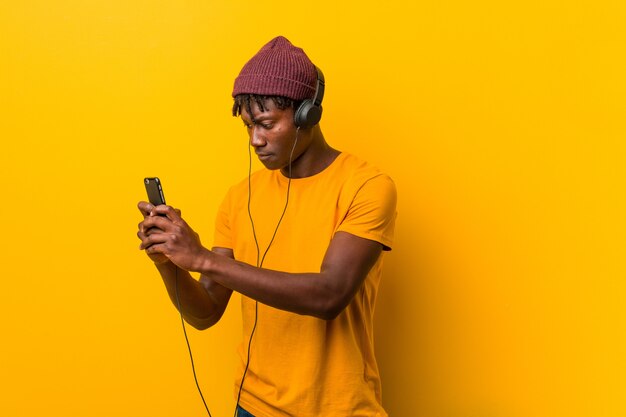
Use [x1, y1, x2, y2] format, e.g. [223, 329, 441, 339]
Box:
[276, 151, 346, 184]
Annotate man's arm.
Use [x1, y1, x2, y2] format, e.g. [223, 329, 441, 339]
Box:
[153, 250, 234, 330]
[140, 205, 382, 320]
[207, 231, 381, 319]
[137, 202, 233, 329]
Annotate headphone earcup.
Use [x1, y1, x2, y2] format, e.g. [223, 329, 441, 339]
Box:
[294, 99, 322, 128]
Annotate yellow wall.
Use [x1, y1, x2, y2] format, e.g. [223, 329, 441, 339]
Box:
[1, 1, 624, 416]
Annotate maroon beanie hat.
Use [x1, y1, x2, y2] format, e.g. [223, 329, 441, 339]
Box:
[232, 36, 317, 101]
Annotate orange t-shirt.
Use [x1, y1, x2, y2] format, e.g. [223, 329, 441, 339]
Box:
[214, 152, 397, 417]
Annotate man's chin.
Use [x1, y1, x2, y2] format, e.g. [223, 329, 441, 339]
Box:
[258, 158, 283, 171]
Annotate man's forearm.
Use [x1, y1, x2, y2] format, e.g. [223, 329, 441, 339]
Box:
[197, 251, 347, 320]
[155, 261, 224, 329]
[196, 233, 383, 320]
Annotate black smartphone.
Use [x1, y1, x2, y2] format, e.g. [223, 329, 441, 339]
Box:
[144, 177, 166, 207]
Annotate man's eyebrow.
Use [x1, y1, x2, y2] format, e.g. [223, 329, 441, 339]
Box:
[251, 113, 273, 121]
[241, 108, 275, 124]
[248, 114, 276, 125]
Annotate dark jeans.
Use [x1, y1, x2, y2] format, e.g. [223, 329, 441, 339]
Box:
[236, 405, 255, 417]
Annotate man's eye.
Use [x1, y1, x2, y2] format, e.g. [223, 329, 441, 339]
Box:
[261, 123, 273, 129]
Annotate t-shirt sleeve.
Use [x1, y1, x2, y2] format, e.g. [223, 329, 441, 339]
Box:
[337, 173, 397, 251]
[213, 188, 234, 250]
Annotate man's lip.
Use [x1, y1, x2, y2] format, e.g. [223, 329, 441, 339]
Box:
[256, 152, 271, 159]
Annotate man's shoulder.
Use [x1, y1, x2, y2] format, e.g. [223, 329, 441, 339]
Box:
[336, 152, 394, 187]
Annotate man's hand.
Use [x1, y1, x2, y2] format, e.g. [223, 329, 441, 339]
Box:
[137, 203, 209, 272]
[137, 201, 170, 264]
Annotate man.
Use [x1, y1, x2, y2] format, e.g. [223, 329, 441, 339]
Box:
[137, 36, 397, 417]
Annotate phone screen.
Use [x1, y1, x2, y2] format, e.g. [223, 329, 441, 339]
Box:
[144, 177, 166, 206]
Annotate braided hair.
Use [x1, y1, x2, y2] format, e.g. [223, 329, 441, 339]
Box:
[232, 94, 302, 119]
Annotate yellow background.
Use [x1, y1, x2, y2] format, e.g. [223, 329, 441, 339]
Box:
[1, 1, 624, 416]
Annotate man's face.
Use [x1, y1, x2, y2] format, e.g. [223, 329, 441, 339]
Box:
[240, 99, 300, 171]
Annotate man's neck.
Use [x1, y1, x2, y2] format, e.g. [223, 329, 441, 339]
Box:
[281, 128, 339, 179]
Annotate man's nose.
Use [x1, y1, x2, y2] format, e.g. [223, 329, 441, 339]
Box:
[250, 126, 265, 147]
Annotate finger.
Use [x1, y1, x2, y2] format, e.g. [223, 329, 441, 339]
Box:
[144, 226, 164, 237]
[142, 214, 173, 231]
[138, 201, 155, 217]
[139, 231, 169, 251]
[137, 227, 162, 241]
[137, 220, 152, 234]
[145, 242, 165, 254]
[152, 205, 181, 222]
[138, 229, 152, 249]
[137, 230, 155, 248]
[144, 237, 173, 256]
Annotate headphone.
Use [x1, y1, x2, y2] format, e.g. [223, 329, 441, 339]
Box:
[294, 66, 325, 128]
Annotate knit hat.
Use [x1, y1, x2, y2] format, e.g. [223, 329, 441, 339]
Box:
[232, 36, 317, 101]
